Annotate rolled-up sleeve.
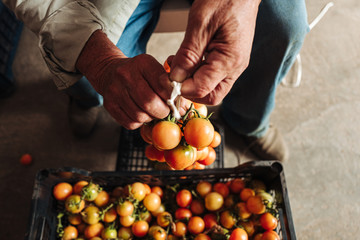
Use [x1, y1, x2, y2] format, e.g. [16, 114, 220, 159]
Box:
[2, 0, 140, 89]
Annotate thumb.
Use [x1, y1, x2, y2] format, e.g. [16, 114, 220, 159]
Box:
[169, 21, 210, 82]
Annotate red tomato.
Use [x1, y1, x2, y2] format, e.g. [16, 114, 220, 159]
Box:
[187, 216, 205, 235]
[246, 196, 266, 214]
[203, 213, 218, 229]
[197, 146, 216, 166]
[229, 178, 245, 193]
[190, 199, 205, 215]
[53, 182, 73, 201]
[240, 188, 255, 202]
[220, 210, 236, 229]
[260, 212, 278, 230]
[20, 153, 32, 165]
[175, 207, 193, 220]
[213, 182, 230, 198]
[176, 189, 193, 208]
[164, 144, 196, 170]
[131, 220, 149, 237]
[152, 121, 182, 150]
[229, 228, 248, 240]
[184, 118, 214, 149]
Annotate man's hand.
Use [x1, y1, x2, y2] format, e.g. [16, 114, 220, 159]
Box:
[76, 30, 172, 129]
[170, 0, 261, 105]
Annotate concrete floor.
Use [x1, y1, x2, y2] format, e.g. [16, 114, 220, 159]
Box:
[1, 0, 360, 239]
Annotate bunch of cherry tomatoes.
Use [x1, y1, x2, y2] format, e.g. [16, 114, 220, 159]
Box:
[53, 177, 281, 240]
[140, 101, 221, 170]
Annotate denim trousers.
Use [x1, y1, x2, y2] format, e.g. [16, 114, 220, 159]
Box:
[66, 0, 309, 138]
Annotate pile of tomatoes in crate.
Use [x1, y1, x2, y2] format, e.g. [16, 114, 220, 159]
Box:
[53, 177, 281, 240]
[140, 101, 221, 170]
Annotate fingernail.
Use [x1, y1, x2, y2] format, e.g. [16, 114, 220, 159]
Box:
[170, 67, 187, 82]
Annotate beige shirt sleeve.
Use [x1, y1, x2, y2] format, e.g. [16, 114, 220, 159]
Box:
[2, 0, 140, 89]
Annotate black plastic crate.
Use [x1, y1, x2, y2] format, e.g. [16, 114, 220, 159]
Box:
[26, 161, 296, 240]
[116, 123, 225, 171]
[0, 2, 23, 97]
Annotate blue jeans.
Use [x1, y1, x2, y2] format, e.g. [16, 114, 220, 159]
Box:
[67, 0, 309, 137]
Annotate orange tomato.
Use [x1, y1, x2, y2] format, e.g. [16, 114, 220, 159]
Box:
[184, 118, 214, 149]
[152, 121, 182, 150]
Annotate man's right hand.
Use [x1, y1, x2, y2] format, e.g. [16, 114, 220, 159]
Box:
[76, 30, 172, 129]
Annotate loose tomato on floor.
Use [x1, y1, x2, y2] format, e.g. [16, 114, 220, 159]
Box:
[184, 117, 214, 149]
[152, 120, 182, 150]
[164, 144, 196, 170]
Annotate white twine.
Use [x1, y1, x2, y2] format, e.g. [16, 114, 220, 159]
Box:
[167, 81, 182, 120]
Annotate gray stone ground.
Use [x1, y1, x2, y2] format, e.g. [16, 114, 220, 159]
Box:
[0, 0, 359, 239]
